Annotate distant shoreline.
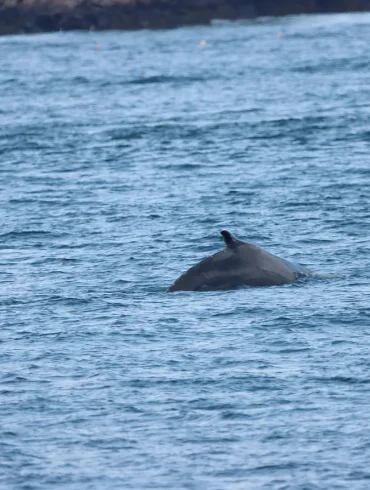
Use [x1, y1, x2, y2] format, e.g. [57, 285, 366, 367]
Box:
[1, 0, 370, 36]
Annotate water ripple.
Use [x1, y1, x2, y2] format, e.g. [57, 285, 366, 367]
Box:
[1, 12, 370, 490]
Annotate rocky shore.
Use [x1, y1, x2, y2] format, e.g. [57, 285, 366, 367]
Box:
[1, 0, 370, 36]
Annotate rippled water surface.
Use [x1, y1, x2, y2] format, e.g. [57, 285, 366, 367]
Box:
[1, 12, 370, 489]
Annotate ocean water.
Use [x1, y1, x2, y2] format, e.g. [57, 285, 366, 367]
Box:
[1, 11, 370, 489]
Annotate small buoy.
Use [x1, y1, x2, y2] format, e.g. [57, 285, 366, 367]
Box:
[95, 44, 101, 50]
[200, 40, 207, 46]
[277, 32, 283, 38]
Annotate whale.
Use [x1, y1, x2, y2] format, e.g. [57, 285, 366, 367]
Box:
[168, 230, 309, 292]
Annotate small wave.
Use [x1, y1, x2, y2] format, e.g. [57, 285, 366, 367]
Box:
[220, 411, 250, 420]
[71, 76, 90, 84]
[47, 295, 91, 305]
[292, 58, 370, 74]
[309, 272, 346, 280]
[161, 163, 203, 171]
[125, 74, 207, 86]
[0, 230, 68, 240]
[313, 376, 370, 385]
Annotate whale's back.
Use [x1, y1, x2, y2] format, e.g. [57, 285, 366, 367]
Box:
[168, 231, 309, 292]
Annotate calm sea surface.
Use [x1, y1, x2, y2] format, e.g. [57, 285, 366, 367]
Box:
[1, 12, 370, 489]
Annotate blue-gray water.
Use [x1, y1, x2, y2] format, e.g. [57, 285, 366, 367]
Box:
[1, 12, 370, 489]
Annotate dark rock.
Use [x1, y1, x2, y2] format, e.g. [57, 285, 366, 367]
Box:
[1, 0, 370, 36]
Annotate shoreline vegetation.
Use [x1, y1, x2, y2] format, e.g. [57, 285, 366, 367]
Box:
[1, 0, 370, 36]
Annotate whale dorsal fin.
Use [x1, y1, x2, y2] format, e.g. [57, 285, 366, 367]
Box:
[220, 230, 238, 248]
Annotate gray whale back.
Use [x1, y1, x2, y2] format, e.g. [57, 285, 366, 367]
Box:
[168, 230, 309, 292]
